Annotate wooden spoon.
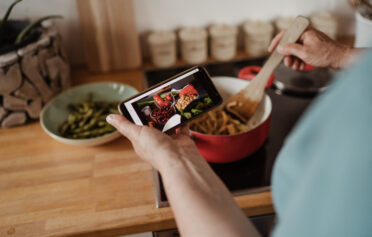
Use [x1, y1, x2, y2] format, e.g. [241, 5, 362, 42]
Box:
[224, 16, 310, 123]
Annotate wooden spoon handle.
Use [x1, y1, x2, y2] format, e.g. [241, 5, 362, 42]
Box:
[253, 16, 310, 88]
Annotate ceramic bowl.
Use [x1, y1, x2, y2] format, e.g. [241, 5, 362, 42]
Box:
[40, 82, 138, 146]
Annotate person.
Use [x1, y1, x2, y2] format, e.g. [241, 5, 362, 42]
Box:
[106, 27, 371, 237]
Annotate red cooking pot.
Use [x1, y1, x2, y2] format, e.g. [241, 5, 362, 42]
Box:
[190, 74, 273, 163]
[238, 66, 275, 89]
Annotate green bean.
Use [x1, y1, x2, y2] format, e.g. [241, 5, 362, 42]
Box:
[109, 108, 119, 114]
[70, 123, 76, 130]
[67, 114, 75, 124]
[83, 118, 97, 131]
[58, 93, 119, 139]
[98, 121, 106, 127]
[60, 122, 69, 134]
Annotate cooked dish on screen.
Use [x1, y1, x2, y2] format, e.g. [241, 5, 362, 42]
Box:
[135, 81, 215, 132]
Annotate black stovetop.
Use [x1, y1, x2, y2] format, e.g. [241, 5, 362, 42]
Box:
[143, 58, 331, 208]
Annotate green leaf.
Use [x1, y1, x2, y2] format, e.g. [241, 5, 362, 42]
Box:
[204, 96, 212, 105]
[181, 112, 192, 119]
[0, 0, 23, 46]
[15, 15, 62, 44]
[191, 108, 202, 115]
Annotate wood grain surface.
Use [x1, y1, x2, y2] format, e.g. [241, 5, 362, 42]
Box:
[0, 67, 274, 237]
[76, 0, 142, 72]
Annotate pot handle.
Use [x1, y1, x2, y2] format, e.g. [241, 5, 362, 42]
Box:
[304, 64, 315, 71]
[238, 66, 275, 89]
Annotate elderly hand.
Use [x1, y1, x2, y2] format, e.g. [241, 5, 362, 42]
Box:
[106, 114, 202, 172]
[268, 27, 351, 70]
[107, 114, 260, 237]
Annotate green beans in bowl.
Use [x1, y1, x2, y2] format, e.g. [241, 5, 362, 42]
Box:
[40, 82, 138, 146]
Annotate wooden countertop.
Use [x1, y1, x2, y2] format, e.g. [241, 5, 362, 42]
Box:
[0, 67, 274, 237]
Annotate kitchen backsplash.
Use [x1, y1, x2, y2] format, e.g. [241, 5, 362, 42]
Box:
[0, 0, 355, 66]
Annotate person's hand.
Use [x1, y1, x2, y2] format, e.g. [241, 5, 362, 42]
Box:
[268, 27, 351, 70]
[106, 114, 202, 172]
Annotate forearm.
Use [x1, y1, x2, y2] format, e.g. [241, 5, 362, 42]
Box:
[159, 154, 261, 237]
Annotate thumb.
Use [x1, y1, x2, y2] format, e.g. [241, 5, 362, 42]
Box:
[277, 43, 307, 61]
[106, 114, 141, 141]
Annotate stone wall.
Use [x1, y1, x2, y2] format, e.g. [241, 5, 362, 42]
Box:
[0, 24, 71, 128]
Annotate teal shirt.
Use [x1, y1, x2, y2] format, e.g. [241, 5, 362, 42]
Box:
[271, 50, 372, 237]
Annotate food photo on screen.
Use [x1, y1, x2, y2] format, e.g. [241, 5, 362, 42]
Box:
[132, 74, 216, 132]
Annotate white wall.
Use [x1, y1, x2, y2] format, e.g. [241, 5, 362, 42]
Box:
[0, 0, 356, 66]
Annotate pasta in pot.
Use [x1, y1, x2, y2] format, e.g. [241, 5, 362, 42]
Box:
[189, 108, 254, 135]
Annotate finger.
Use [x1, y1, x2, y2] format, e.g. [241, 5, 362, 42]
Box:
[277, 43, 307, 61]
[299, 62, 306, 71]
[299, 27, 312, 42]
[268, 30, 286, 53]
[292, 58, 300, 70]
[106, 114, 141, 141]
[284, 56, 293, 67]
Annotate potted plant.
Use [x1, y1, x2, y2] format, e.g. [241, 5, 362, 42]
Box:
[0, 0, 71, 127]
